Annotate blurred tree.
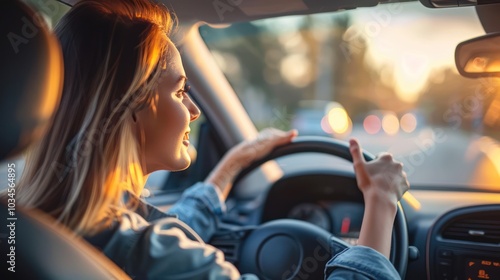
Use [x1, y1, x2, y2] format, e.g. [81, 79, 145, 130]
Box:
[419, 67, 500, 138]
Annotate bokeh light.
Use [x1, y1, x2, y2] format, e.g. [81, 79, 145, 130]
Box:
[382, 113, 400, 135]
[327, 107, 349, 134]
[321, 116, 333, 134]
[400, 113, 417, 133]
[363, 115, 382, 134]
[280, 54, 311, 88]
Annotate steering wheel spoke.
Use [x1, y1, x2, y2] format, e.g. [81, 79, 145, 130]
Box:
[210, 224, 256, 264]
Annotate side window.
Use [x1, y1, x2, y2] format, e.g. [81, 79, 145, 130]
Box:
[22, 0, 70, 29]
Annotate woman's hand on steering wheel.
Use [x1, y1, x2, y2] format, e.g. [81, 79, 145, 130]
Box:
[349, 138, 410, 259]
[206, 128, 297, 199]
[349, 138, 410, 207]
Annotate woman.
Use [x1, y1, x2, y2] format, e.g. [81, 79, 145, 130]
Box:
[15, 0, 409, 279]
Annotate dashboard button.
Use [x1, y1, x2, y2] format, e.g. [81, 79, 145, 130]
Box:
[438, 259, 453, 280]
[439, 259, 452, 266]
[438, 250, 453, 258]
[439, 266, 452, 280]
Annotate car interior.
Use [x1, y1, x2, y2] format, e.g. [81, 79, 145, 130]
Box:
[1, 0, 500, 279]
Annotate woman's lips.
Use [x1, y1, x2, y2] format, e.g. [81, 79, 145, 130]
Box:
[183, 132, 190, 146]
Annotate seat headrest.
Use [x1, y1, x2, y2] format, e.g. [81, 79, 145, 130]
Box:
[0, 0, 63, 160]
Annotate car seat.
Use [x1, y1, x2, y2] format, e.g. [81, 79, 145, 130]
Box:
[0, 1, 129, 279]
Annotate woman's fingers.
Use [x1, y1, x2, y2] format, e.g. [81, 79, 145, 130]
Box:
[349, 139, 409, 203]
[256, 128, 297, 145]
[276, 129, 297, 145]
[349, 138, 365, 166]
[229, 128, 297, 169]
[252, 128, 297, 153]
[349, 139, 370, 188]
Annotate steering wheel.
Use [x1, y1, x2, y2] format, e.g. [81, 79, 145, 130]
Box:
[211, 136, 408, 280]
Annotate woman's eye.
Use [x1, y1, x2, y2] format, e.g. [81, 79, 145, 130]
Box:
[176, 84, 190, 98]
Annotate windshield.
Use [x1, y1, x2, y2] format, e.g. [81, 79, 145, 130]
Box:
[200, 2, 500, 190]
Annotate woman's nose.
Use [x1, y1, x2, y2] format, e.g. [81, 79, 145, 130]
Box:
[188, 97, 200, 122]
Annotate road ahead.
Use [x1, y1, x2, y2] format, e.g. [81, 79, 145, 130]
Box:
[350, 127, 500, 190]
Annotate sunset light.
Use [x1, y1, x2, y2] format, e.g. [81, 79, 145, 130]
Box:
[355, 5, 484, 103]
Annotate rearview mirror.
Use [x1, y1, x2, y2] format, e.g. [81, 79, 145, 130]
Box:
[455, 32, 500, 78]
[420, 0, 500, 8]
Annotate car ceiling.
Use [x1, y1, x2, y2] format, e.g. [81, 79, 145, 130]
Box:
[59, 0, 419, 24]
[476, 4, 500, 33]
[58, 0, 500, 33]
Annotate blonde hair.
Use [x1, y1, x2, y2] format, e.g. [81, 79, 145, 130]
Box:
[16, 0, 175, 235]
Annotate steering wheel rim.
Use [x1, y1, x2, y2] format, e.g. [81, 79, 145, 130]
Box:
[233, 136, 408, 279]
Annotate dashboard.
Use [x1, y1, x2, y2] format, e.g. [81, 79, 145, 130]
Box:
[229, 167, 500, 280]
[427, 205, 500, 280]
[287, 201, 362, 246]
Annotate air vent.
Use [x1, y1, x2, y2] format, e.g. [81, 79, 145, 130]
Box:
[441, 211, 500, 244]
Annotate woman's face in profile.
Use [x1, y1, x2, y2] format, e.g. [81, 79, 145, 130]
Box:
[135, 41, 200, 174]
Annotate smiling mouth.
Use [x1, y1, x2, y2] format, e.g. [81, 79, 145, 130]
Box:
[183, 132, 190, 146]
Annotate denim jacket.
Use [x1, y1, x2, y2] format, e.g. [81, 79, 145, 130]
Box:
[85, 182, 400, 280]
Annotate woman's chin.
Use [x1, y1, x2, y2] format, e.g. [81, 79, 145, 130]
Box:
[171, 157, 191, 171]
[146, 157, 191, 173]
